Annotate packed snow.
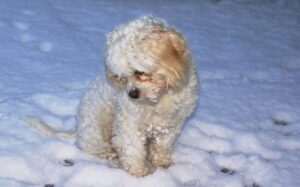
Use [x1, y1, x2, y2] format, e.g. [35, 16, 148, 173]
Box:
[0, 0, 300, 186]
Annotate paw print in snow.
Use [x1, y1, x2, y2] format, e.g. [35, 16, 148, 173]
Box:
[220, 167, 235, 175]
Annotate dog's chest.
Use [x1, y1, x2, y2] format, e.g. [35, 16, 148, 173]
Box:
[139, 98, 178, 138]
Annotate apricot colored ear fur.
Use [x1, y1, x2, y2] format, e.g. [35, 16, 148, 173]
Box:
[167, 29, 187, 58]
[155, 29, 189, 90]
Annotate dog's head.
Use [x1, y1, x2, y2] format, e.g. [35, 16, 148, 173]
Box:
[105, 16, 190, 104]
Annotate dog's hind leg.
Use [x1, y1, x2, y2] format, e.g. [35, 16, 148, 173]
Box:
[76, 78, 117, 159]
[77, 102, 117, 159]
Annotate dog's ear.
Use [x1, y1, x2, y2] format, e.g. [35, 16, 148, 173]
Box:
[166, 29, 188, 58]
[160, 29, 189, 90]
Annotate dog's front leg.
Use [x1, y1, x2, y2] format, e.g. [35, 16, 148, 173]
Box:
[148, 132, 176, 168]
[112, 111, 152, 177]
[148, 116, 185, 168]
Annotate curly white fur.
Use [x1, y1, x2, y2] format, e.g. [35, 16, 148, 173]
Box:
[76, 16, 198, 176]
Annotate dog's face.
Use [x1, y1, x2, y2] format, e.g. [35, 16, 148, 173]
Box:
[105, 21, 190, 104]
[106, 67, 167, 103]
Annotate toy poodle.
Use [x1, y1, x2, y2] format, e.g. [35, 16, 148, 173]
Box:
[26, 16, 199, 177]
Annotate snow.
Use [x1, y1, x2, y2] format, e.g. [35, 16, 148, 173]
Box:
[0, 0, 299, 187]
[39, 42, 53, 53]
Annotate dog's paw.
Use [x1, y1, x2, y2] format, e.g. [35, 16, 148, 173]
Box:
[150, 156, 173, 168]
[147, 145, 173, 168]
[122, 160, 154, 177]
[97, 149, 118, 160]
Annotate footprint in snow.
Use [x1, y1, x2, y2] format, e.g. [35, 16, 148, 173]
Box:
[44, 184, 54, 187]
[272, 114, 289, 126]
[60, 159, 75, 167]
[273, 118, 289, 126]
[244, 183, 260, 187]
[220, 167, 235, 175]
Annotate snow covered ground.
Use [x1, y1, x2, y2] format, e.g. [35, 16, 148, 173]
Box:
[0, 0, 300, 186]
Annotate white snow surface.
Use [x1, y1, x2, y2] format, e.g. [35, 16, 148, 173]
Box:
[0, 0, 300, 187]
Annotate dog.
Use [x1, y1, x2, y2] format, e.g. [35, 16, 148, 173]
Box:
[26, 16, 198, 177]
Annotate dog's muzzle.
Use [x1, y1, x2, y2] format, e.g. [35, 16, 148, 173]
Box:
[128, 88, 140, 99]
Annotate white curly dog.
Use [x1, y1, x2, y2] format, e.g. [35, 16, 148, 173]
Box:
[26, 16, 198, 177]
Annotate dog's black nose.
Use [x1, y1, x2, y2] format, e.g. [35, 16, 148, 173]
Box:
[128, 88, 140, 99]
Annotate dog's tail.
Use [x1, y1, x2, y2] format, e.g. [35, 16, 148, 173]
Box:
[24, 116, 77, 138]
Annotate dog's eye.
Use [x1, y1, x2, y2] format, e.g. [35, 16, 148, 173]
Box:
[134, 71, 151, 77]
[134, 71, 146, 76]
[134, 71, 151, 81]
[112, 75, 127, 83]
[117, 76, 127, 83]
[119, 77, 127, 83]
